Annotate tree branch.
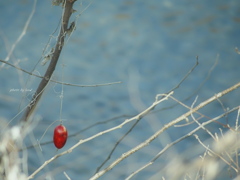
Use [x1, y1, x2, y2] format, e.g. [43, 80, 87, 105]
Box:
[90, 82, 240, 180]
[21, 0, 76, 122]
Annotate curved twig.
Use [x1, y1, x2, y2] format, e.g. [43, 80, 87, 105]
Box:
[0, 59, 121, 87]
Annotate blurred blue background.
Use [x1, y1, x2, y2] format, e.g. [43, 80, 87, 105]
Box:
[0, 0, 240, 179]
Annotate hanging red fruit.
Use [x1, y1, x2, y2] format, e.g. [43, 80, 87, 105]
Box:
[53, 124, 68, 149]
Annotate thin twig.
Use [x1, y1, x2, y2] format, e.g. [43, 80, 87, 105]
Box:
[190, 96, 216, 140]
[0, 59, 121, 87]
[108, 58, 199, 171]
[168, 56, 199, 93]
[0, 0, 37, 68]
[28, 82, 240, 179]
[27, 92, 173, 179]
[90, 82, 240, 180]
[95, 119, 140, 173]
[20, 114, 132, 151]
[63, 171, 71, 180]
[125, 107, 239, 180]
[194, 134, 238, 172]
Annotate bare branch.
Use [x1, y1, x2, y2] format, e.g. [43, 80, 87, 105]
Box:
[90, 82, 240, 180]
[21, 0, 77, 122]
[125, 106, 239, 180]
[27, 92, 173, 179]
[95, 118, 141, 173]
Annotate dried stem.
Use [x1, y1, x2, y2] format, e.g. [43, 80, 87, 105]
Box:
[27, 92, 173, 179]
[21, 0, 76, 123]
[90, 82, 240, 180]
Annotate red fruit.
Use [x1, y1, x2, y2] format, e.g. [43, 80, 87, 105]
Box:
[53, 125, 68, 149]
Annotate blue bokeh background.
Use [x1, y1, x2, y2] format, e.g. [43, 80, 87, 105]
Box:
[0, 0, 240, 179]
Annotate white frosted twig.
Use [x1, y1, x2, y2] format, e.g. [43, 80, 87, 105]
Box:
[194, 134, 238, 172]
[63, 171, 71, 180]
[190, 96, 216, 140]
[125, 106, 239, 180]
[91, 82, 240, 180]
[235, 107, 240, 130]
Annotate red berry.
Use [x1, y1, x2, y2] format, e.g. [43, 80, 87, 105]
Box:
[53, 125, 68, 149]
